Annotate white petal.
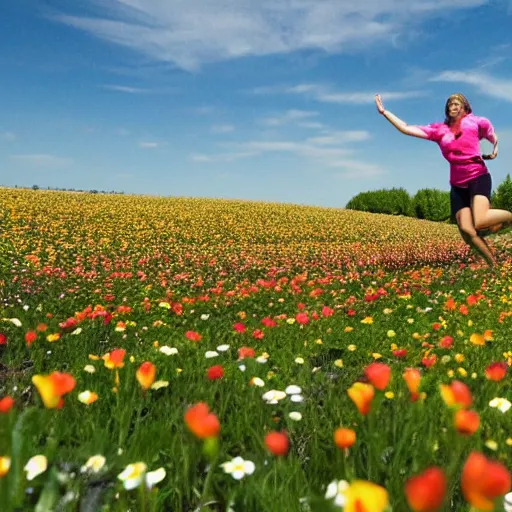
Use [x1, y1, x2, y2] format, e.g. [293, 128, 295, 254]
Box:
[290, 394, 304, 403]
[124, 475, 143, 490]
[325, 481, 338, 499]
[285, 385, 302, 395]
[288, 411, 302, 421]
[205, 351, 219, 359]
[24, 455, 48, 480]
[145, 467, 166, 488]
[217, 344, 230, 352]
[159, 346, 178, 356]
[243, 461, 255, 475]
[231, 470, 245, 480]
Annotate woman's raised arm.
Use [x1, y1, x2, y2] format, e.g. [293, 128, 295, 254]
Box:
[375, 94, 429, 139]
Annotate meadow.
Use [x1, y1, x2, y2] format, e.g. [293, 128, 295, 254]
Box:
[1, 188, 512, 511]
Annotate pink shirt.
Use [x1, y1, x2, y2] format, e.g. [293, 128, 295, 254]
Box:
[415, 113, 496, 187]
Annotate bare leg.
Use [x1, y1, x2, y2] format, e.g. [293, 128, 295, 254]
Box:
[457, 207, 496, 268]
[472, 195, 512, 232]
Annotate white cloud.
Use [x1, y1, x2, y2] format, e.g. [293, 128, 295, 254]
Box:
[429, 70, 512, 102]
[1, 132, 16, 142]
[9, 154, 72, 166]
[52, 0, 490, 71]
[138, 141, 163, 148]
[260, 109, 319, 126]
[254, 83, 426, 104]
[211, 124, 235, 134]
[102, 84, 150, 93]
[191, 129, 381, 178]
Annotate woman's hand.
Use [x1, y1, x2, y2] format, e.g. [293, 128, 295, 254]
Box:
[482, 152, 498, 160]
[375, 94, 385, 115]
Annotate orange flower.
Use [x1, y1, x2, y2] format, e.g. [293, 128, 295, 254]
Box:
[264, 431, 289, 456]
[405, 467, 446, 511]
[485, 362, 508, 381]
[334, 428, 356, 449]
[403, 368, 421, 401]
[444, 298, 456, 311]
[136, 362, 156, 390]
[461, 452, 511, 510]
[470, 333, 485, 346]
[454, 409, 480, 436]
[32, 372, 76, 409]
[440, 380, 472, 409]
[103, 348, 126, 369]
[365, 363, 391, 390]
[184, 402, 220, 439]
[347, 382, 374, 416]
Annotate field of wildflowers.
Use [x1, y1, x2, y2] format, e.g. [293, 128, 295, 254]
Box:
[1, 188, 512, 511]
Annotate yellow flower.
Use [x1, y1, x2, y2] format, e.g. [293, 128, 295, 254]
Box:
[46, 333, 60, 342]
[286, 318, 296, 325]
[0, 457, 11, 477]
[344, 481, 389, 512]
[390, 343, 398, 351]
[81, 455, 106, 474]
[295, 357, 305, 364]
[407, 318, 414, 324]
[485, 440, 498, 451]
[347, 345, 357, 352]
[315, 338, 323, 345]
[384, 391, 394, 399]
[447, 370, 454, 378]
[372, 353, 382, 360]
[118, 462, 147, 490]
[457, 368, 468, 377]
[361, 317, 373, 324]
[344, 326, 353, 332]
[334, 359, 344, 368]
[455, 354, 465, 363]
[506, 438, 512, 446]
[151, 380, 169, 390]
[387, 330, 396, 337]
[467, 320, 473, 327]
[383, 308, 393, 314]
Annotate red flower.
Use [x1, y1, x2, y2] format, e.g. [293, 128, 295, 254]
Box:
[184, 403, 220, 439]
[207, 365, 224, 380]
[393, 349, 408, 359]
[233, 322, 246, 333]
[238, 347, 255, 360]
[265, 431, 289, 456]
[261, 317, 277, 327]
[25, 331, 37, 346]
[365, 363, 391, 390]
[421, 354, 437, 368]
[252, 329, 264, 339]
[454, 409, 480, 436]
[0, 396, 15, 414]
[321, 306, 334, 317]
[439, 336, 453, 349]
[347, 309, 356, 317]
[461, 452, 511, 510]
[432, 323, 441, 331]
[296, 312, 309, 325]
[485, 362, 508, 381]
[0, 333, 6, 345]
[405, 467, 447, 511]
[185, 330, 202, 342]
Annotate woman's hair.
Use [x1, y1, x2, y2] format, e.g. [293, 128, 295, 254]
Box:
[444, 93, 472, 125]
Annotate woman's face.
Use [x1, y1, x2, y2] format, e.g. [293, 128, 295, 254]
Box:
[447, 98, 465, 119]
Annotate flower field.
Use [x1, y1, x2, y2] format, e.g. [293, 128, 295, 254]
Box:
[1, 188, 512, 511]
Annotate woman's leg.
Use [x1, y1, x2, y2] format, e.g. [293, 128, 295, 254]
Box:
[456, 207, 496, 268]
[472, 195, 512, 232]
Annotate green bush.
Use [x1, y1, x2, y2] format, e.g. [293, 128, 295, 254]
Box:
[345, 187, 414, 216]
[491, 173, 512, 211]
[412, 188, 451, 222]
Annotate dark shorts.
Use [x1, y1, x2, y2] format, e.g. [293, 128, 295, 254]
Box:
[450, 172, 492, 218]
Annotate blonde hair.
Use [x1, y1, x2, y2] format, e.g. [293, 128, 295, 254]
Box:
[444, 93, 472, 125]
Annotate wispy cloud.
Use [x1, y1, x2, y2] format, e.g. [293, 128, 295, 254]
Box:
[211, 124, 235, 134]
[190, 128, 382, 178]
[9, 154, 73, 166]
[1, 132, 16, 142]
[102, 84, 150, 94]
[52, 0, 489, 71]
[138, 141, 164, 149]
[260, 109, 319, 126]
[253, 83, 426, 104]
[429, 70, 512, 102]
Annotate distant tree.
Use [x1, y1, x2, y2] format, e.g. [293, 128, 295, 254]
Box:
[32, 184, 39, 190]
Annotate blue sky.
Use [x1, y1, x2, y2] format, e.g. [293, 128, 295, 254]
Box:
[1, 0, 512, 208]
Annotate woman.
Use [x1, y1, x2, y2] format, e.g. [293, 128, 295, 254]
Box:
[375, 92, 511, 268]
